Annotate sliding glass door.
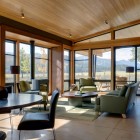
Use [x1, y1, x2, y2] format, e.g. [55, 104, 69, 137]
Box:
[92, 48, 111, 91]
[115, 47, 135, 89]
[74, 50, 89, 87]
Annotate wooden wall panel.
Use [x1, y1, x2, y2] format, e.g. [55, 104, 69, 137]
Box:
[51, 45, 63, 95]
[0, 25, 5, 86]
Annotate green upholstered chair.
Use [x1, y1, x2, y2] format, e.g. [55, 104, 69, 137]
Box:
[17, 81, 48, 110]
[95, 82, 140, 118]
[79, 78, 97, 92]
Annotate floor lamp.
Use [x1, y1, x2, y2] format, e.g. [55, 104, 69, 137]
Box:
[10, 66, 20, 93]
[126, 66, 134, 83]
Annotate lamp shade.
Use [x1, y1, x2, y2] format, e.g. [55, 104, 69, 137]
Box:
[126, 66, 134, 73]
[10, 66, 20, 74]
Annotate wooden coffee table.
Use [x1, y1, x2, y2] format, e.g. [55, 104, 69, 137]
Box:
[62, 91, 98, 107]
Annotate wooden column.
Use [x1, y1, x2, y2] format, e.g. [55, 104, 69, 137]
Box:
[48, 49, 52, 95]
[111, 31, 115, 90]
[16, 40, 20, 92]
[51, 45, 63, 95]
[88, 49, 92, 77]
[30, 40, 35, 79]
[70, 48, 74, 84]
[0, 25, 5, 86]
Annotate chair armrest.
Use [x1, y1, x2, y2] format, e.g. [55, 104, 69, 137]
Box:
[100, 95, 127, 113]
[40, 84, 48, 92]
[95, 97, 100, 105]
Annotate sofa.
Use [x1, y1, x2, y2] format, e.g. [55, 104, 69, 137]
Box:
[79, 78, 97, 92]
[95, 82, 140, 118]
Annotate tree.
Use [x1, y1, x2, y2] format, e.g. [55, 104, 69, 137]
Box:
[130, 48, 140, 61]
[36, 48, 47, 77]
[20, 48, 30, 78]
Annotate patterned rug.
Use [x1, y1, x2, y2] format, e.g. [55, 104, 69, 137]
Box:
[26, 99, 99, 121]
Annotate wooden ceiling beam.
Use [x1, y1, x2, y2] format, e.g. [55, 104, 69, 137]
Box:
[73, 37, 140, 50]
[74, 19, 140, 43]
[0, 16, 72, 46]
[5, 25, 61, 46]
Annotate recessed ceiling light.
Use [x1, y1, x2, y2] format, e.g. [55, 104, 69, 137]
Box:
[69, 33, 72, 38]
[21, 11, 25, 19]
[104, 20, 108, 24]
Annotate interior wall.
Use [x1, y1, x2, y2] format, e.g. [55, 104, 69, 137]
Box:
[0, 25, 5, 86]
[51, 45, 64, 94]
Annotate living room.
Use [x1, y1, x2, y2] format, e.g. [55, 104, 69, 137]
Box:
[0, 0, 140, 140]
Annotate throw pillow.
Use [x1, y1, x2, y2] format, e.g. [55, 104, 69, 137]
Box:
[80, 78, 95, 86]
[119, 85, 128, 96]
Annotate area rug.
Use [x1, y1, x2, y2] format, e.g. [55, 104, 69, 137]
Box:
[25, 100, 99, 121]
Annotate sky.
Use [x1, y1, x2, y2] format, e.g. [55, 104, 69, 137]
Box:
[5, 41, 134, 61]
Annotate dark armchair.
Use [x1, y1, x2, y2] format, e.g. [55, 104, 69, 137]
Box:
[0, 131, 6, 140]
[17, 90, 59, 140]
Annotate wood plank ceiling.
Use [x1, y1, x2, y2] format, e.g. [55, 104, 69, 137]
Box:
[0, 0, 140, 42]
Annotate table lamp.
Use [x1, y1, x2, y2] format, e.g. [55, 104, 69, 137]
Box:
[10, 66, 20, 92]
[126, 66, 134, 82]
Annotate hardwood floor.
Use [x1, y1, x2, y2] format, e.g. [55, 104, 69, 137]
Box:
[1, 96, 140, 140]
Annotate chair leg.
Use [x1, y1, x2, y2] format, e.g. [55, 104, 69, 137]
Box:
[19, 130, 21, 140]
[9, 113, 13, 134]
[122, 114, 126, 119]
[44, 103, 47, 111]
[52, 128, 55, 140]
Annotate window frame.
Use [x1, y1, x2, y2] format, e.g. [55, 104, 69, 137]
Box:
[64, 49, 71, 91]
[34, 45, 49, 80]
[5, 39, 16, 84]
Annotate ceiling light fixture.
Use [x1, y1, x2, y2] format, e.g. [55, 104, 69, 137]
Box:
[69, 33, 72, 38]
[104, 20, 108, 24]
[21, 11, 25, 19]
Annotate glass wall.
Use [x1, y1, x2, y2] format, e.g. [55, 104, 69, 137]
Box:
[115, 47, 135, 89]
[5, 40, 15, 83]
[77, 33, 111, 44]
[19, 43, 31, 81]
[115, 24, 140, 39]
[137, 46, 140, 81]
[35, 46, 48, 79]
[92, 48, 111, 91]
[74, 50, 89, 86]
[64, 50, 70, 91]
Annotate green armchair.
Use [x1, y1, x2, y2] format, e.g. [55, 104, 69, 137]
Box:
[95, 82, 140, 118]
[79, 78, 97, 92]
[17, 80, 48, 110]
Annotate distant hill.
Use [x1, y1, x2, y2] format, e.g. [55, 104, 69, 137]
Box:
[74, 57, 137, 72]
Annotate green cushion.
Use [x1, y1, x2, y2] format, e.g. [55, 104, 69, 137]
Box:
[80, 78, 95, 87]
[96, 97, 100, 105]
[20, 81, 31, 92]
[80, 86, 97, 92]
[119, 85, 128, 96]
[39, 92, 47, 101]
[106, 90, 119, 96]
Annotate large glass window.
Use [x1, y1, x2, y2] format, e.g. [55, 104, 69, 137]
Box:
[35, 46, 48, 79]
[77, 33, 111, 44]
[64, 50, 70, 91]
[137, 46, 140, 81]
[19, 43, 31, 81]
[92, 48, 111, 91]
[115, 24, 140, 39]
[115, 47, 135, 89]
[75, 50, 89, 85]
[5, 40, 15, 83]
